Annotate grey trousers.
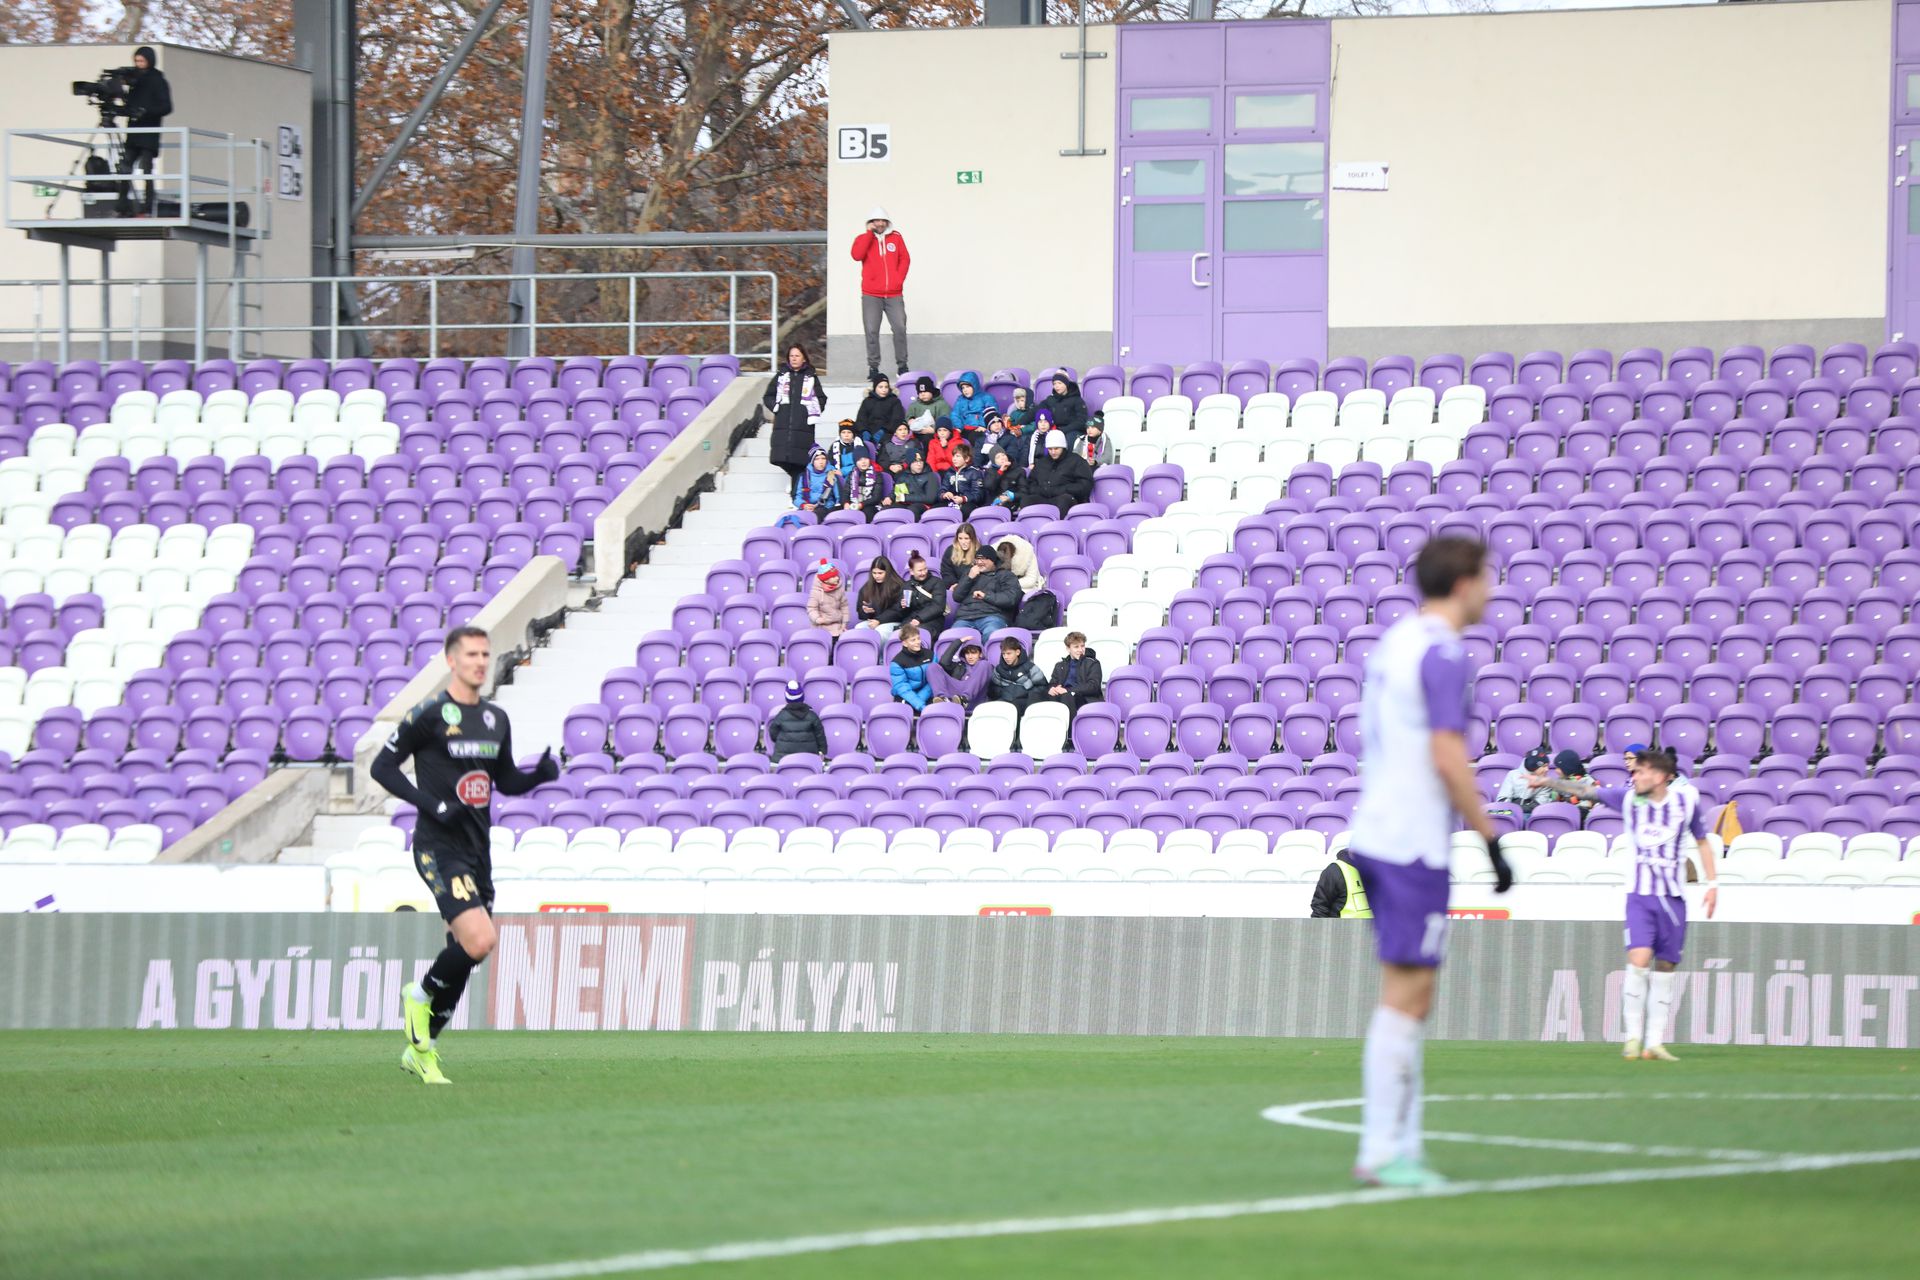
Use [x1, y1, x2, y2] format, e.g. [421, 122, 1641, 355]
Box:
[861, 294, 908, 371]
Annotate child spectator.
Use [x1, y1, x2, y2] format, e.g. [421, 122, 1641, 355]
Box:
[901, 454, 940, 515]
[930, 635, 991, 706]
[926, 420, 959, 472]
[1075, 417, 1111, 468]
[792, 446, 841, 514]
[984, 635, 1046, 710]
[980, 447, 1024, 509]
[876, 420, 921, 477]
[1005, 386, 1035, 429]
[827, 421, 869, 480]
[1038, 374, 1089, 438]
[949, 371, 999, 436]
[766, 680, 826, 761]
[853, 374, 906, 448]
[806, 559, 851, 636]
[1045, 631, 1104, 715]
[848, 452, 884, 516]
[888, 620, 935, 711]
[856, 556, 908, 636]
[941, 441, 985, 513]
[905, 375, 952, 436]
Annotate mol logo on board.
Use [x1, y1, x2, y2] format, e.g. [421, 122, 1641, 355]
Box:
[980, 906, 1052, 917]
[1448, 908, 1512, 920]
[538, 903, 610, 913]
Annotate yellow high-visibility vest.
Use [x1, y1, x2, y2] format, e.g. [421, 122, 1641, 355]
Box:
[1338, 858, 1372, 918]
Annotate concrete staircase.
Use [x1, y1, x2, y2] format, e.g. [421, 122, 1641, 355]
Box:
[489, 385, 869, 760]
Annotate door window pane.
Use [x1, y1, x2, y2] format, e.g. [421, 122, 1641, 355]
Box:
[1134, 203, 1206, 252]
[1135, 158, 1206, 197]
[1224, 143, 1325, 195]
[1234, 93, 1316, 131]
[1131, 96, 1211, 133]
[1908, 72, 1920, 109]
[1909, 149, 1920, 178]
[1224, 200, 1325, 253]
[1909, 187, 1920, 236]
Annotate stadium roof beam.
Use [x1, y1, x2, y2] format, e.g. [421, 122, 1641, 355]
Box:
[351, 231, 828, 250]
[351, 0, 512, 223]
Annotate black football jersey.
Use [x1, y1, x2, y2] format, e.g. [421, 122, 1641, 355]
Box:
[377, 692, 519, 854]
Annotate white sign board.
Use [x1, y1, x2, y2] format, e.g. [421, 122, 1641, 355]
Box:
[836, 124, 891, 163]
[1331, 161, 1389, 191]
[276, 123, 305, 200]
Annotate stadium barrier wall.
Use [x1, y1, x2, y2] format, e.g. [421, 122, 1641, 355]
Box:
[6, 913, 1916, 1049]
[590, 374, 765, 587]
[157, 767, 334, 866]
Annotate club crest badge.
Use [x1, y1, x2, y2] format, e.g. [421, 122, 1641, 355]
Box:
[482, 709, 496, 730]
[441, 702, 463, 735]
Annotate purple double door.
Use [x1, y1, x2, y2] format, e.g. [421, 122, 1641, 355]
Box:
[1115, 21, 1331, 367]
[1893, 3, 1920, 341]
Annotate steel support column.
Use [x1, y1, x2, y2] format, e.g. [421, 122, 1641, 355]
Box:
[507, 0, 555, 357]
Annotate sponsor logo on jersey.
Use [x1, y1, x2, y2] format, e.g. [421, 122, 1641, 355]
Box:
[455, 771, 492, 806]
[447, 740, 500, 758]
[482, 709, 496, 730]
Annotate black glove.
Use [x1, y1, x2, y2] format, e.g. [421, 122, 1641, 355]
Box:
[533, 748, 560, 785]
[1487, 835, 1514, 895]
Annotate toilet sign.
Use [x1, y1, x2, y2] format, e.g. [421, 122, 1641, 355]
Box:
[836, 124, 891, 163]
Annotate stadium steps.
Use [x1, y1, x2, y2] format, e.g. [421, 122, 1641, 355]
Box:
[486, 386, 868, 760]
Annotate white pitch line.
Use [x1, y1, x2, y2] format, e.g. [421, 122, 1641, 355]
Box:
[1262, 1093, 1781, 1162]
[364, 1145, 1920, 1280]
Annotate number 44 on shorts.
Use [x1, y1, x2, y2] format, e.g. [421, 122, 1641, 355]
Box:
[449, 875, 479, 901]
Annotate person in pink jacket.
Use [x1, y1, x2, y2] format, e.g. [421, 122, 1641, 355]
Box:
[851, 206, 910, 381]
[805, 559, 852, 636]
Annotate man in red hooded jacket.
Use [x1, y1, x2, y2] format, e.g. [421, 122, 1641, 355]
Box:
[851, 206, 911, 382]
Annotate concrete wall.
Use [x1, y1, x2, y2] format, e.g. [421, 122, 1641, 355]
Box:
[0, 42, 313, 360]
[1321, 0, 1890, 357]
[825, 24, 1117, 378]
[825, 3, 1891, 368]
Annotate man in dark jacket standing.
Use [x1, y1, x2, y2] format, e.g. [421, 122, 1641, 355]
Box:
[851, 206, 910, 381]
[116, 46, 172, 216]
[952, 547, 1021, 642]
[1022, 429, 1095, 510]
[766, 681, 827, 761]
[1044, 632, 1104, 717]
[1037, 375, 1089, 439]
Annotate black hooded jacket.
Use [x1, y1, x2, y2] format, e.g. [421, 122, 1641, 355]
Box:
[123, 48, 173, 131]
[952, 562, 1021, 623]
[985, 641, 1046, 703]
[1048, 648, 1104, 697]
[1037, 378, 1089, 438]
[854, 386, 907, 445]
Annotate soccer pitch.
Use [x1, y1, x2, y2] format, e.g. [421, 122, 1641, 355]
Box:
[2, 1033, 1915, 1280]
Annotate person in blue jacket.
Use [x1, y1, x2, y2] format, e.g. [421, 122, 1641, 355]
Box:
[793, 445, 841, 513]
[949, 370, 1000, 437]
[889, 620, 935, 711]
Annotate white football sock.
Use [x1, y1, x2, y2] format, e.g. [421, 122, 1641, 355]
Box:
[1359, 1005, 1421, 1171]
[1621, 964, 1650, 1043]
[1399, 1029, 1426, 1165]
[1646, 970, 1677, 1048]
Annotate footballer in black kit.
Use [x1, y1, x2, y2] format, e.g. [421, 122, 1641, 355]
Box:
[370, 626, 557, 1083]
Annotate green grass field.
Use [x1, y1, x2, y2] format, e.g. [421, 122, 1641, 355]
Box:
[2, 1033, 1916, 1280]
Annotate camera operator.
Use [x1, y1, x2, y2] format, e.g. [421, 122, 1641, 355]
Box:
[115, 47, 172, 216]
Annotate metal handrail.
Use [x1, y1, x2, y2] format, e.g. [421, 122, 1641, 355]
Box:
[0, 269, 779, 368]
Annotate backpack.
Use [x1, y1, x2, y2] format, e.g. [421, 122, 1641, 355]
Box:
[1014, 589, 1058, 631]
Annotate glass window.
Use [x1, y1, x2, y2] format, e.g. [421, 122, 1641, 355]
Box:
[1131, 96, 1211, 133]
[1909, 187, 1920, 236]
[1224, 199, 1325, 253]
[1908, 72, 1920, 109]
[1224, 142, 1325, 196]
[1133, 203, 1206, 252]
[1234, 93, 1316, 131]
[1134, 158, 1206, 197]
[1910, 149, 1920, 178]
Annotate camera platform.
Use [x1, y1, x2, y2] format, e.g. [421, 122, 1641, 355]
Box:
[5, 126, 269, 253]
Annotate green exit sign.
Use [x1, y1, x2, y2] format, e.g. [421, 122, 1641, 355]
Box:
[955, 170, 983, 185]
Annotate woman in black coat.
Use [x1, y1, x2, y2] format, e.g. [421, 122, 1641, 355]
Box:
[763, 344, 828, 489]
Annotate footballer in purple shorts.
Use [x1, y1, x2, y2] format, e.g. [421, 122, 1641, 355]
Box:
[1344, 537, 1512, 1189]
[1531, 746, 1718, 1061]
